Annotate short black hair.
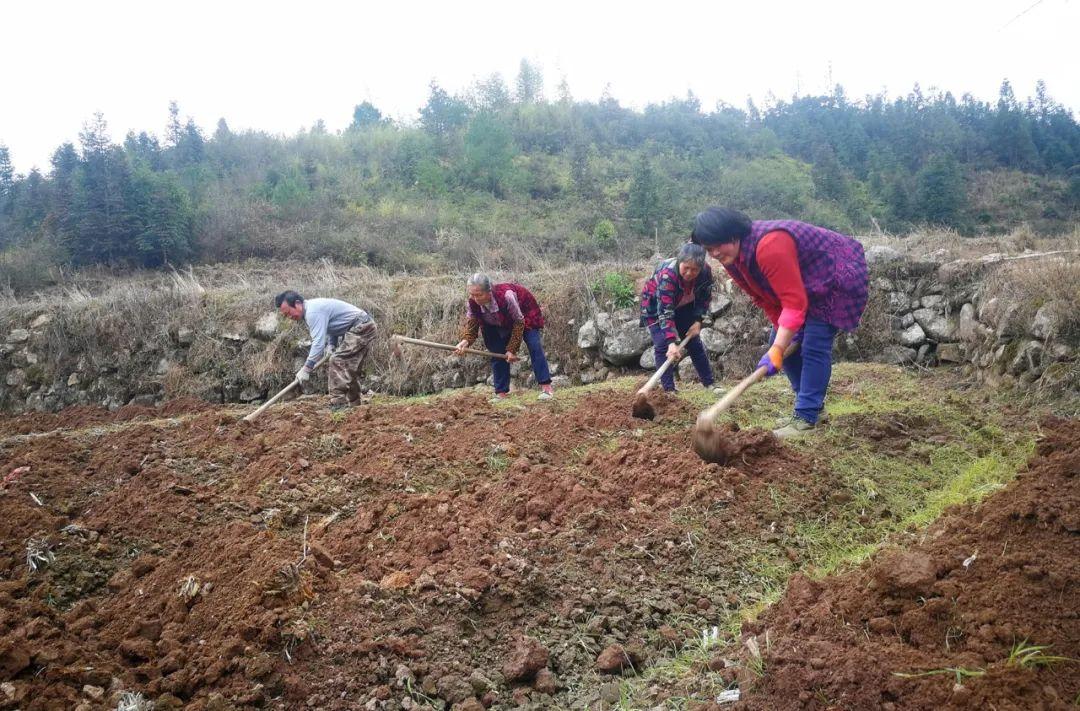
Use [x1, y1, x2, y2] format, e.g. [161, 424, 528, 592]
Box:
[690, 207, 752, 246]
[274, 290, 304, 308]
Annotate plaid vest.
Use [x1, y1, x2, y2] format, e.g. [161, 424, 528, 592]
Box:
[725, 220, 869, 332]
[468, 283, 545, 330]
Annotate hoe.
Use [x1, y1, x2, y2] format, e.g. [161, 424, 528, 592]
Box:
[390, 334, 510, 360]
[692, 343, 799, 463]
[631, 334, 692, 420]
[243, 352, 331, 422]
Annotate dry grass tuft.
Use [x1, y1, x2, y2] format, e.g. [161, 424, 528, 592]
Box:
[983, 258, 1080, 345]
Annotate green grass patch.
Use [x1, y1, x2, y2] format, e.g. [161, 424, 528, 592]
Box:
[622, 363, 1041, 705]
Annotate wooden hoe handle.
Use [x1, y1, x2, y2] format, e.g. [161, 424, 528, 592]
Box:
[392, 335, 509, 360]
[636, 334, 693, 396]
[242, 352, 331, 422]
[695, 342, 801, 428]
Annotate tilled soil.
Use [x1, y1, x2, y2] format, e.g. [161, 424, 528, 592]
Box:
[0, 387, 837, 710]
[728, 416, 1080, 711]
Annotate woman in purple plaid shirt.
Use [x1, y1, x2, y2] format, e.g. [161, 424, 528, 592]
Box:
[691, 207, 869, 439]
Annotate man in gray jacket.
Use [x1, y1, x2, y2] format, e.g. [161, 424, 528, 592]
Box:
[275, 290, 377, 410]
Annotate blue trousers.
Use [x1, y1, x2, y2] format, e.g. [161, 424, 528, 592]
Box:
[482, 325, 552, 394]
[648, 305, 713, 391]
[777, 318, 838, 425]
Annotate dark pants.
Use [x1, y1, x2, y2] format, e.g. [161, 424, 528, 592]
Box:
[777, 318, 838, 424]
[648, 305, 713, 391]
[482, 325, 551, 394]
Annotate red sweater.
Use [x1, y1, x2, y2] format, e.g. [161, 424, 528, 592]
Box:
[729, 230, 808, 330]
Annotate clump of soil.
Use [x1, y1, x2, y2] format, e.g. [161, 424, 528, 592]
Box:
[733, 416, 1080, 710]
[631, 387, 691, 421]
[692, 422, 777, 465]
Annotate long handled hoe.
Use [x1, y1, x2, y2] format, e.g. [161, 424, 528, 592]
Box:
[631, 334, 692, 420]
[390, 335, 509, 360]
[242, 352, 331, 422]
[691, 343, 799, 463]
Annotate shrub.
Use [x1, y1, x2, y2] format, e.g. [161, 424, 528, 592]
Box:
[592, 219, 617, 248]
[595, 271, 637, 309]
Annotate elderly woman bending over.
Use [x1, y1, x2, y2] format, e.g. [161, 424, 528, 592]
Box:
[454, 274, 555, 401]
[639, 242, 717, 393]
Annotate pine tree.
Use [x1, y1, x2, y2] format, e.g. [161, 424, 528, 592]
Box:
[419, 82, 470, 138]
[349, 102, 383, 130]
[0, 144, 14, 215]
[515, 59, 543, 104]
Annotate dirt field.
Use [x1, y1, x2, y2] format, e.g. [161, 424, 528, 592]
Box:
[0, 364, 1069, 710]
[723, 415, 1079, 711]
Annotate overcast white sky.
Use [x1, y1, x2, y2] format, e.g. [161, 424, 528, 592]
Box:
[2, 0, 1077, 173]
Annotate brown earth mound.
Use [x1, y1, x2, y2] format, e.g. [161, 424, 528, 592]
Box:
[733, 416, 1080, 710]
[0, 388, 835, 709]
[0, 397, 213, 436]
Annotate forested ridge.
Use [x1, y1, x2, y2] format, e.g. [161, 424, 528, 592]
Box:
[1, 61, 1078, 291]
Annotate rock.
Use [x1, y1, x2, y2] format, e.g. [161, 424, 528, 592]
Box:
[678, 357, 701, 383]
[699, 328, 733, 355]
[937, 343, 963, 363]
[885, 292, 910, 311]
[600, 311, 651, 366]
[913, 308, 957, 342]
[639, 348, 656, 369]
[176, 327, 195, 346]
[1009, 341, 1045, 376]
[896, 323, 925, 348]
[577, 319, 600, 349]
[874, 551, 936, 597]
[917, 343, 932, 364]
[5, 329, 29, 345]
[502, 636, 549, 682]
[1031, 302, 1065, 340]
[865, 245, 904, 265]
[156, 358, 172, 376]
[5, 370, 26, 388]
[875, 346, 917, 366]
[435, 674, 474, 704]
[958, 303, 978, 341]
[981, 298, 1024, 338]
[533, 668, 558, 695]
[254, 312, 279, 341]
[466, 670, 492, 694]
[596, 643, 642, 674]
[709, 293, 732, 317]
[920, 294, 945, 309]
